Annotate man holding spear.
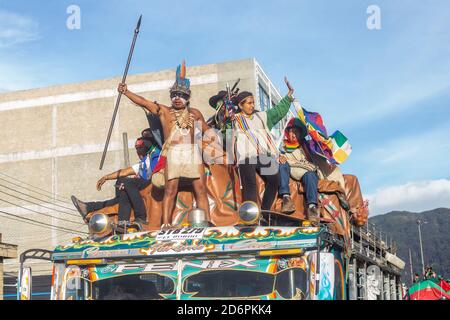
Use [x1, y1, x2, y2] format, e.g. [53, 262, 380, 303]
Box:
[118, 61, 212, 229]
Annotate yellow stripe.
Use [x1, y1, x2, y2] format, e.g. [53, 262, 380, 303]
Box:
[259, 248, 302, 256]
[67, 259, 104, 265]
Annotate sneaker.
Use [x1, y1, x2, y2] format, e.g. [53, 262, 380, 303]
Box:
[307, 204, 320, 227]
[71, 196, 89, 223]
[281, 196, 296, 214]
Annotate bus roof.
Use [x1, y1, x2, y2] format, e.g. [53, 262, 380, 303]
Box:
[52, 226, 323, 261]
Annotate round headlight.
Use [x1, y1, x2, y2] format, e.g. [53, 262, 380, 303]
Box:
[238, 201, 261, 225]
[88, 213, 110, 234]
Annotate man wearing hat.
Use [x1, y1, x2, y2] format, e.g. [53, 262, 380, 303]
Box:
[206, 90, 239, 153]
[71, 130, 161, 227]
[117, 61, 212, 229]
[278, 118, 347, 225]
[278, 120, 320, 222]
[207, 90, 236, 130]
[232, 78, 294, 212]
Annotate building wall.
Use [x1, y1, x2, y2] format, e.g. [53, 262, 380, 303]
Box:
[0, 234, 18, 300]
[0, 58, 294, 275]
[0, 259, 3, 300]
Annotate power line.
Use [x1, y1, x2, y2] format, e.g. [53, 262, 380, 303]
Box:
[0, 210, 88, 235]
[0, 216, 85, 243]
[0, 213, 59, 231]
[0, 228, 78, 240]
[0, 185, 79, 217]
[0, 212, 86, 235]
[0, 179, 78, 212]
[0, 171, 72, 202]
[0, 221, 91, 249]
[0, 197, 84, 227]
[0, 194, 84, 225]
[0, 227, 68, 242]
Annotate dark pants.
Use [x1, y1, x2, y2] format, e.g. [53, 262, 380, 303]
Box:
[278, 163, 318, 206]
[238, 155, 280, 211]
[86, 177, 151, 222]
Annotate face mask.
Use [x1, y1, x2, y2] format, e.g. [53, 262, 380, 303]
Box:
[172, 97, 187, 106]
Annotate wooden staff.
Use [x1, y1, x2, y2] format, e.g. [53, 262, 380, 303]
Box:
[99, 15, 142, 170]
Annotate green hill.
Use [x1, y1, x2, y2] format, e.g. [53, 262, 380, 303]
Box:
[369, 208, 450, 284]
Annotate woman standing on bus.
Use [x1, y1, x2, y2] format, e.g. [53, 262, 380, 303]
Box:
[232, 78, 294, 211]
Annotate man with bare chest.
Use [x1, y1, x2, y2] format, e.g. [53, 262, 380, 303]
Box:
[118, 62, 211, 228]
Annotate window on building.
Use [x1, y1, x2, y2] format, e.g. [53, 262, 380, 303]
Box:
[270, 97, 283, 139]
[259, 84, 270, 112]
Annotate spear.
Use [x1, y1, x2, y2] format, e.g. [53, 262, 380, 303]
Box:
[99, 15, 142, 170]
[230, 78, 240, 94]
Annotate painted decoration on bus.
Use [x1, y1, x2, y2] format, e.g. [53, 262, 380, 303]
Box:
[317, 253, 335, 300]
[86, 261, 180, 280]
[20, 267, 32, 301]
[307, 252, 337, 300]
[333, 250, 347, 300]
[52, 226, 322, 260]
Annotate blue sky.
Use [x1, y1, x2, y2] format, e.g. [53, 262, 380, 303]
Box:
[1, 0, 450, 214]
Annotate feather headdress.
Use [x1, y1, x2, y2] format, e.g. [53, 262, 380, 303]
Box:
[170, 60, 191, 96]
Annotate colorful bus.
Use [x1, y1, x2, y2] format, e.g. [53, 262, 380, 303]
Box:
[18, 207, 405, 300]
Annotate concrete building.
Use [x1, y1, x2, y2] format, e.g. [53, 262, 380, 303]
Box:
[0, 234, 18, 300]
[0, 58, 290, 280]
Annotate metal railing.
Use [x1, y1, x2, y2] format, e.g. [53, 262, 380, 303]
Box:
[350, 221, 398, 265]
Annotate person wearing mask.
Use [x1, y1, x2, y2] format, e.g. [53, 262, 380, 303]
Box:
[118, 62, 212, 229]
[71, 130, 160, 228]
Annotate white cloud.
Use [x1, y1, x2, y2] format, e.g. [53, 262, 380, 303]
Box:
[349, 123, 450, 193]
[367, 179, 450, 216]
[0, 10, 40, 48]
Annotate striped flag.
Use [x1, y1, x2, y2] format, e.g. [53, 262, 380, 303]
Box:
[294, 101, 352, 165]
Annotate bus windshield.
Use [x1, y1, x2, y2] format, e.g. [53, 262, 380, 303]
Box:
[91, 273, 175, 300]
[183, 270, 275, 298]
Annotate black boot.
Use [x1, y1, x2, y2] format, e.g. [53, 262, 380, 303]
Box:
[71, 196, 89, 223]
